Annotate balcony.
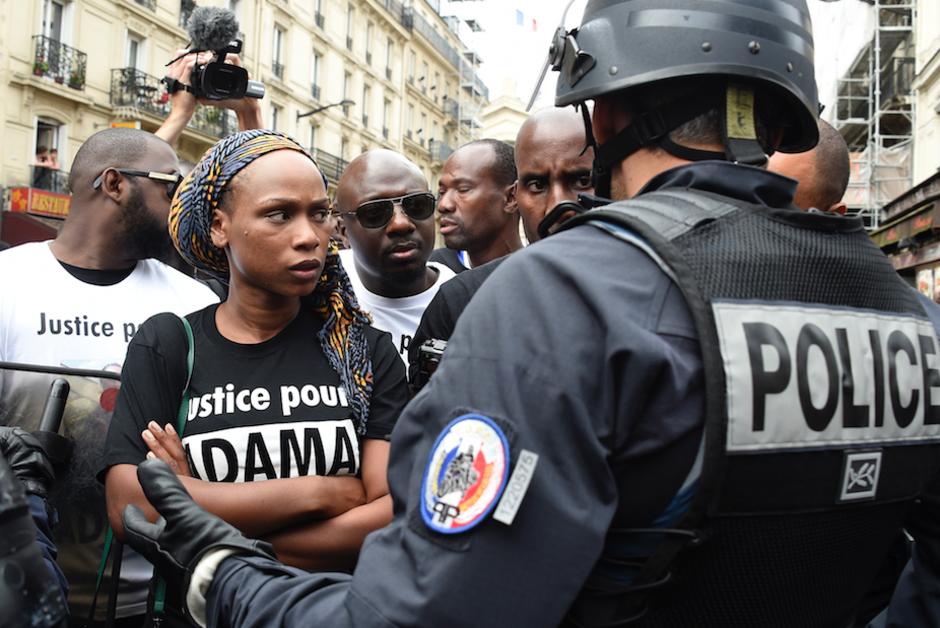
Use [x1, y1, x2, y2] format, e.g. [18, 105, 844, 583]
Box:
[110, 67, 235, 138]
[315, 12, 325, 28]
[32, 35, 88, 90]
[134, 0, 156, 10]
[311, 84, 321, 100]
[429, 139, 453, 163]
[29, 166, 69, 194]
[442, 98, 459, 121]
[311, 148, 349, 185]
[272, 61, 284, 80]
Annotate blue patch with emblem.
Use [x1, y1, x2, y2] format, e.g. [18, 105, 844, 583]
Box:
[420, 413, 510, 534]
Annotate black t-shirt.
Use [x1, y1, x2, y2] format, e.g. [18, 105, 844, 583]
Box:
[103, 304, 407, 482]
[407, 256, 507, 383]
[428, 247, 467, 274]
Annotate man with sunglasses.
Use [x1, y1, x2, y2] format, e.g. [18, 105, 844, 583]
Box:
[334, 150, 455, 363]
[0, 127, 217, 625]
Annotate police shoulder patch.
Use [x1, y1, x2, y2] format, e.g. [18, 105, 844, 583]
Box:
[421, 413, 510, 534]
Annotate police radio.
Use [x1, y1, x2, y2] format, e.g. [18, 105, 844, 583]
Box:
[411, 339, 448, 393]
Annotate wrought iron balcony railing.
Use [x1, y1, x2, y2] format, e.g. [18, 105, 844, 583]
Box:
[134, 0, 156, 10]
[429, 140, 453, 163]
[311, 149, 349, 185]
[110, 68, 235, 138]
[32, 35, 87, 90]
[442, 98, 459, 120]
[30, 166, 70, 194]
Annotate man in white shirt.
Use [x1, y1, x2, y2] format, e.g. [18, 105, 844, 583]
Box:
[334, 150, 454, 362]
[0, 127, 218, 624]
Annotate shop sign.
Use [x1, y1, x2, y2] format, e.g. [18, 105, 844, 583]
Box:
[9, 187, 70, 219]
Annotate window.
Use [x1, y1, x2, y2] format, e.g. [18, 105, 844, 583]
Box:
[431, 121, 438, 143]
[341, 137, 348, 160]
[407, 104, 414, 138]
[346, 5, 354, 51]
[385, 38, 393, 79]
[419, 112, 427, 146]
[365, 22, 373, 64]
[382, 99, 390, 139]
[314, 0, 325, 28]
[41, 0, 65, 42]
[309, 125, 317, 152]
[126, 32, 144, 69]
[433, 72, 440, 101]
[271, 104, 282, 131]
[421, 61, 429, 93]
[362, 85, 371, 127]
[311, 52, 321, 99]
[272, 26, 285, 79]
[33, 117, 67, 193]
[343, 71, 352, 116]
[407, 50, 416, 82]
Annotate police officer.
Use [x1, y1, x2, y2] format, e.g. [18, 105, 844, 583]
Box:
[119, 1, 940, 626]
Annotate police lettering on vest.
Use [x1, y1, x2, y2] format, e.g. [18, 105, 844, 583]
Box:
[714, 301, 940, 452]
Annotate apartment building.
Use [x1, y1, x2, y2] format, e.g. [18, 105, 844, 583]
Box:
[1, 0, 488, 229]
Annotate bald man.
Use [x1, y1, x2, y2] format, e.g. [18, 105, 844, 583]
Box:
[335, 149, 455, 363]
[408, 107, 595, 387]
[0, 127, 217, 623]
[769, 119, 850, 214]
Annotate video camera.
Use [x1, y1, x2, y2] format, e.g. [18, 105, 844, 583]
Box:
[165, 6, 265, 101]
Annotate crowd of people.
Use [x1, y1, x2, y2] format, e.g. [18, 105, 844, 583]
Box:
[2, 0, 940, 626]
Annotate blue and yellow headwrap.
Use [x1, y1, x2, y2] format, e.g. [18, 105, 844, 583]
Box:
[169, 129, 374, 433]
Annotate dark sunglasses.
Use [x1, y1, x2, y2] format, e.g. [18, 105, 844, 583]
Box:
[92, 168, 182, 200]
[341, 192, 436, 229]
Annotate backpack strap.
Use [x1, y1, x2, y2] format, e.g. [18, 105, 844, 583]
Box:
[93, 314, 195, 624]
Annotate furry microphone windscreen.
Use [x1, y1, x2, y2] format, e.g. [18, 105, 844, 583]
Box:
[186, 6, 240, 52]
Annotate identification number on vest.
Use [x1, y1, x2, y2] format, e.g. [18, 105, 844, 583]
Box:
[713, 301, 940, 452]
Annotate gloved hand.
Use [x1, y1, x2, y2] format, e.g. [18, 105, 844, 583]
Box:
[122, 460, 276, 624]
[0, 426, 55, 498]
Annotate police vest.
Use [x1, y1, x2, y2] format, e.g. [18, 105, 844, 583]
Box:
[561, 189, 940, 627]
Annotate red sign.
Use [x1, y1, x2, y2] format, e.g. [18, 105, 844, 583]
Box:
[9, 187, 71, 219]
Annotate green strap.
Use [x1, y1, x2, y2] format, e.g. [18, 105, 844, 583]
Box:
[154, 314, 195, 618]
[94, 314, 196, 620]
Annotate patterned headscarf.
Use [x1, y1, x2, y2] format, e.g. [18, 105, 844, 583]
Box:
[169, 129, 374, 433]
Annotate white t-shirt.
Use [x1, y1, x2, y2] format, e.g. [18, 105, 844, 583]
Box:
[339, 248, 454, 363]
[0, 241, 218, 618]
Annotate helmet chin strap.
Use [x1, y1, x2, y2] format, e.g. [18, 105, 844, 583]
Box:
[583, 83, 767, 199]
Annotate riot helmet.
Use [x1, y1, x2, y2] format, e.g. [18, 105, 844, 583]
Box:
[548, 0, 820, 197]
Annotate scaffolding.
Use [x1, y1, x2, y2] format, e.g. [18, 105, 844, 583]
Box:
[834, 0, 915, 230]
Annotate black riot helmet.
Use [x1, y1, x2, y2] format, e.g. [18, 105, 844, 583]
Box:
[550, 0, 820, 197]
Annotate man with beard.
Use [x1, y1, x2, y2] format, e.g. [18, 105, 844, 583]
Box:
[335, 150, 455, 363]
[0, 127, 217, 625]
[431, 139, 522, 273]
[408, 108, 594, 385]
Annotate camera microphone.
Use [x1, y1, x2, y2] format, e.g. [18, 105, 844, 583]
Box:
[186, 6, 240, 53]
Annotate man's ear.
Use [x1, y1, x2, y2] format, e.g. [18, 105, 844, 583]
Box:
[100, 168, 125, 204]
[504, 180, 518, 214]
[829, 202, 847, 216]
[210, 209, 230, 249]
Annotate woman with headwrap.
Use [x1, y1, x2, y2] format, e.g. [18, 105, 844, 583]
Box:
[102, 130, 408, 578]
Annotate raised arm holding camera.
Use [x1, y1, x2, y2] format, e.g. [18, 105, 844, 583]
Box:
[155, 7, 265, 147]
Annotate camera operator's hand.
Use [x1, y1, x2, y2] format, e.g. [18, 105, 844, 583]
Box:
[0, 426, 55, 498]
[122, 460, 276, 625]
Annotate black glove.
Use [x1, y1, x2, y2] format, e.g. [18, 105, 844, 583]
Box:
[122, 460, 276, 624]
[0, 426, 55, 498]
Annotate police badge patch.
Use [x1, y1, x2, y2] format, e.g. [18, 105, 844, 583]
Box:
[421, 414, 510, 534]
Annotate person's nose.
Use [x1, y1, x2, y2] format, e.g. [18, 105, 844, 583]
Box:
[386, 202, 416, 235]
[437, 189, 455, 214]
[292, 217, 322, 250]
[546, 181, 575, 217]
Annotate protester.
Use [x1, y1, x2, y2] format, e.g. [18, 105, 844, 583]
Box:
[335, 149, 455, 362]
[769, 119, 850, 214]
[103, 132, 406, 588]
[408, 107, 594, 384]
[430, 139, 521, 273]
[0, 127, 218, 624]
[48, 148, 60, 171]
